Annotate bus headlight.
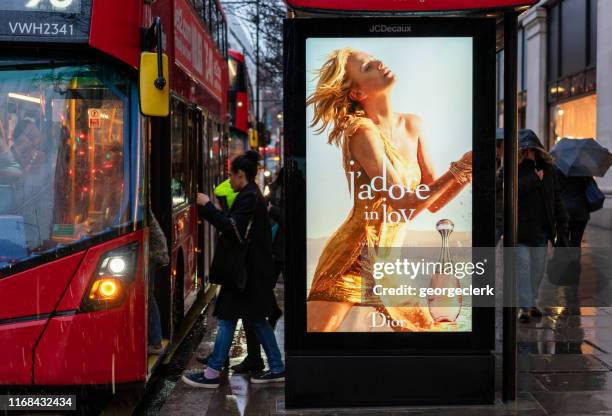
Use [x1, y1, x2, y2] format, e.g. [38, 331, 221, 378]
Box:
[81, 242, 139, 312]
[108, 257, 127, 275]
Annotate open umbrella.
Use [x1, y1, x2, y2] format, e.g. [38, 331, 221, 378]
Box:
[551, 138, 612, 177]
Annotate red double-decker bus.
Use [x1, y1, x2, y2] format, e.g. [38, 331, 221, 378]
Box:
[0, 0, 228, 386]
[228, 49, 252, 159]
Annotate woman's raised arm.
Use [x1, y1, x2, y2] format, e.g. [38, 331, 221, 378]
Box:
[349, 127, 470, 218]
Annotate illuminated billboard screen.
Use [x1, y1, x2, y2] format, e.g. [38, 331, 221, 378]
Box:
[0, 0, 90, 42]
[0, 0, 81, 14]
[305, 36, 477, 333]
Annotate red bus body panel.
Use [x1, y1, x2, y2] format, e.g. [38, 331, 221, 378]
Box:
[228, 49, 244, 62]
[286, 0, 538, 12]
[35, 230, 147, 384]
[0, 231, 146, 385]
[89, 0, 144, 68]
[228, 50, 249, 135]
[1, 321, 47, 384]
[234, 91, 249, 134]
[154, 0, 229, 119]
[0, 253, 84, 320]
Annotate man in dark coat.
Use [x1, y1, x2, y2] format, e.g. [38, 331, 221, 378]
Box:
[182, 152, 284, 388]
[557, 172, 590, 248]
[517, 130, 568, 322]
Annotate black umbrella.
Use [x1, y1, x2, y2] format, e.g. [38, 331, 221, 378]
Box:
[551, 138, 612, 177]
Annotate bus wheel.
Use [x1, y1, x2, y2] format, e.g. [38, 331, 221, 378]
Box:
[173, 251, 185, 336]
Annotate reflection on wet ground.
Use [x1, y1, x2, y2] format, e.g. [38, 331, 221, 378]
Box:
[150, 226, 612, 415]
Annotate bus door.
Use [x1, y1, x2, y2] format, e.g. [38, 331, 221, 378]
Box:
[149, 112, 172, 339]
[195, 108, 205, 288]
[201, 112, 213, 287]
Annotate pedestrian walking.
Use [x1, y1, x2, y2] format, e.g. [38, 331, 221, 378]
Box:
[196, 153, 283, 374]
[517, 130, 568, 323]
[267, 167, 286, 284]
[229, 166, 285, 374]
[558, 173, 590, 248]
[182, 152, 285, 388]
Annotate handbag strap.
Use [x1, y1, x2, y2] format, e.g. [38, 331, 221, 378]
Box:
[229, 195, 258, 244]
[230, 217, 253, 245]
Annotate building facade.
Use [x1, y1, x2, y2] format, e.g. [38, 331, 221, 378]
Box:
[498, 0, 612, 228]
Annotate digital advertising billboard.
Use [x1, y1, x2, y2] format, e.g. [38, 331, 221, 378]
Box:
[284, 19, 498, 406]
[305, 36, 476, 334]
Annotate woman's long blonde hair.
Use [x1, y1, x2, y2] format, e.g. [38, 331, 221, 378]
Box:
[306, 47, 366, 148]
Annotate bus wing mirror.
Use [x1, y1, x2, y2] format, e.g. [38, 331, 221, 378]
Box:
[140, 52, 169, 117]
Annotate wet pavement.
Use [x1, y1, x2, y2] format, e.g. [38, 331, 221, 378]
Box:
[151, 225, 612, 416]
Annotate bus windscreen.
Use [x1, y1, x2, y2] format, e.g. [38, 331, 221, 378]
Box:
[0, 64, 131, 272]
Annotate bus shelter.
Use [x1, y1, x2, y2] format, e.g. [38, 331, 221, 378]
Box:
[283, 0, 536, 407]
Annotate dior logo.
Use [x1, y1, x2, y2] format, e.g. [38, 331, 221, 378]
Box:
[369, 24, 413, 33]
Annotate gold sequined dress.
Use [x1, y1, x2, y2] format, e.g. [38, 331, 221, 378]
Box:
[308, 121, 433, 330]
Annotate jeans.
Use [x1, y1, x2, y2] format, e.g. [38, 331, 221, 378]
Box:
[148, 264, 162, 347]
[148, 283, 163, 346]
[243, 294, 283, 363]
[517, 236, 548, 308]
[208, 318, 285, 373]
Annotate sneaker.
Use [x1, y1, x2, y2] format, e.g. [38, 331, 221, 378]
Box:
[250, 370, 285, 384]
[518, 308, 530, 323]
[181, 372, 220, 388]
[148, 344, 165, 355]
[231, 358, 265, 374]
[529, 307, 543, 318]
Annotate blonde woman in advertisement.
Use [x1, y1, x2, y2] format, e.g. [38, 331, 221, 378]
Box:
[306, 47, 473, 332]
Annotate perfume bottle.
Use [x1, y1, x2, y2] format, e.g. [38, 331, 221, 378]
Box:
[427, 219, 462, 322]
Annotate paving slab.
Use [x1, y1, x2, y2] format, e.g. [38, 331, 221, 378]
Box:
[518, 340, 604, 354]
[272, 393, 543, 416]
[532, 391, 612, 415]
[518, 354, 610, 373]
[534, 372, 612, 392]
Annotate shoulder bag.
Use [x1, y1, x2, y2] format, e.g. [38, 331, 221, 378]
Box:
[585, 177, 605, 212]
[547, 237, 581, 286]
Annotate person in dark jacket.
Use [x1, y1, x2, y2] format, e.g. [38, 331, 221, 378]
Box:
[182, 152, 285, 388]
[557, 172, 590, 248]
[517, 130, 568, 323]
[230, 166, 285, 374]
[268, 167, 285, 279]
